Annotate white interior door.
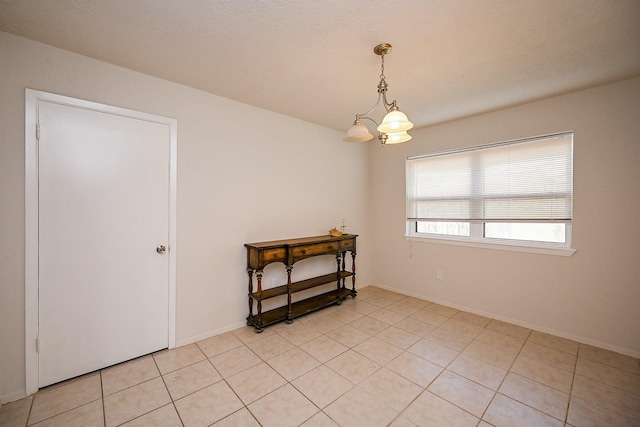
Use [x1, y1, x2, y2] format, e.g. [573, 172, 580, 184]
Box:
[34, 95, 175, 388]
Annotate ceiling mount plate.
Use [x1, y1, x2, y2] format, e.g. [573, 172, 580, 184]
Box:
[374, 43, 392, 56]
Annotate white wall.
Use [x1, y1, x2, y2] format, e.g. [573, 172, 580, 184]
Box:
[0, 32, 371, 402]
[3, 29, 639, 404]
[369, 77, 640, 358]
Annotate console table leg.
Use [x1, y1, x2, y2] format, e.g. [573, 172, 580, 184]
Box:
[286, 265, 294, 323]
[256, 270, 263, 330]
[247, 268, 254, 321]
[336, 254, 342, 292]
[351, 252, 357, 297]
[341, 251, 347, 289]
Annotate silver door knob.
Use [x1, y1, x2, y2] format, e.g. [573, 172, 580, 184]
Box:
[156, 245, 166, 254]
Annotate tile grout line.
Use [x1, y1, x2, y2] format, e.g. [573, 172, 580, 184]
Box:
[276, 300, 396, 425]
[372, 296, 481, 422]
[14, 287, 638, 427]
[282, 310, 366, 421]
[477, 327, 533, 425]
[215, 342, 262, 427]
[374, 299, 483, 425]
[318, 299, 405, 426]
[23, 373, 105, 427]
[151, 351, 186, 427]
[24, 391, 35, 427]
[421, 319, 510, 425]
[100, 370, 106, 427]
[565, 344, 580, 427]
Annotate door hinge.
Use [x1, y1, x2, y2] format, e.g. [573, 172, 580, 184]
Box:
[36, 124, 41, 140]
[36, 337, 40, 353]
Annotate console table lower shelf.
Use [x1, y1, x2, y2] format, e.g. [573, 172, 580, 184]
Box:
[246, 287, 353, 331]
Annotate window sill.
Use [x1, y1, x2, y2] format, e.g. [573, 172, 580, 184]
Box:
[404, 235, 576, 257]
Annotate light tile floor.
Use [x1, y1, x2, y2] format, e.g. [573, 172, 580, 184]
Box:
[2, 286, 639, 427]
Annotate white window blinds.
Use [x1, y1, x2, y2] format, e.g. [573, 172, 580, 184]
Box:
[406, 133, 573, 222]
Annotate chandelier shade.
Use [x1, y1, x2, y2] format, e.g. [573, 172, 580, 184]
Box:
[343, 120, 374, 142]
[343, 43, 413, 146]
[385, 131, 412, 144]
[377, 109, 414, 133]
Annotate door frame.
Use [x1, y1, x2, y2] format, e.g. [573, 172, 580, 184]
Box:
[24, 89, 177, 395]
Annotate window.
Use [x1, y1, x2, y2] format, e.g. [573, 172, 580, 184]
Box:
[406, 133, 574, 254]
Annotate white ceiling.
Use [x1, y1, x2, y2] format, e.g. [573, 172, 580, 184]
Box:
[2, 0, 639, 132]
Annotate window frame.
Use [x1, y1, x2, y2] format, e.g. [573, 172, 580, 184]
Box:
[405, 133, 575, 256]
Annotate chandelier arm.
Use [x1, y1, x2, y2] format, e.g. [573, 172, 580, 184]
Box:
[357, 116, 380, 127]
[355, 92, 383, 119]
[381, 92, 396, 112]
[359, 116, 388, 145]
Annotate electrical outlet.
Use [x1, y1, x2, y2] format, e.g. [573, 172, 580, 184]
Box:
[436, 270, 444, 281]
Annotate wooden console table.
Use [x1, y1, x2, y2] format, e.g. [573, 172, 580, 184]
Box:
[245, 234, 357, 332]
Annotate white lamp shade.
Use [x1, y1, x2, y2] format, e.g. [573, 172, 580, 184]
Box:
[343, 121, 374, 142]
[384, 131, 412, 144]
[377, 109, 414, 133]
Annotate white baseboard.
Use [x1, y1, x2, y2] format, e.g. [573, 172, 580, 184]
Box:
[174, 320, 248, 348]
[173, 283, 376, 348]
[369, 283, 640, 359]
[1, 389, 29, 405]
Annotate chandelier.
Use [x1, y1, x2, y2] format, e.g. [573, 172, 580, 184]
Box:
[343, 43, 414, 145]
